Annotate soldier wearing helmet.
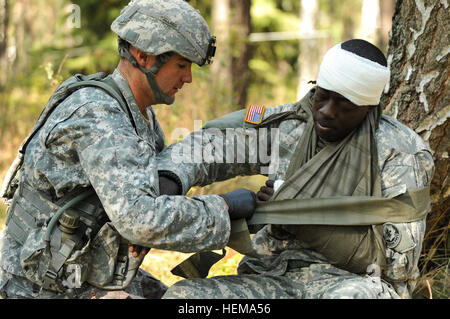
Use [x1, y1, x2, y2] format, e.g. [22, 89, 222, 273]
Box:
[112, 0, 216, 106]
[0, 0, 255, 299]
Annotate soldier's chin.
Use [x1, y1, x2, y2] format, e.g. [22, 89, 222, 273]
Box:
[163, 92, 176, 105]
[165, 90, 178, 105]
[315, 123, 338, 142]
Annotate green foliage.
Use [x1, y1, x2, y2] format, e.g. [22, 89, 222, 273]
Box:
[72, 0, 128, 45]
[318, 0, 362, 42]
[249, 0, 300, 99]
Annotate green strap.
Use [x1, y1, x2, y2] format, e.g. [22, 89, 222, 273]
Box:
[172, 186, 431, 278]
[42, 238, 79, 291]
[248, 187, 430, 226]
[171, 249, 226, 279]
[228, 186, 430, 256]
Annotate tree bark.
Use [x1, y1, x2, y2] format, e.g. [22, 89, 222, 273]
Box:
[381, 0, 449, 286]
[229, 0, 251, 108]
[211, 0, 251, 110]
[211, 0, 232, 105]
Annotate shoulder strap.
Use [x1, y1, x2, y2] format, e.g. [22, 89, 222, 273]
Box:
[66, 77, 138, 134]
[1, 74, 135, 201]
[21, 75, 134, 159]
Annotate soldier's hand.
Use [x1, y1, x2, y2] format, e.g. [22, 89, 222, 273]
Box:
[256, 179, 274, 201]
[159, 175, 181, 195]
[219, 188, 256, 220]
[129, 244, 149, 258]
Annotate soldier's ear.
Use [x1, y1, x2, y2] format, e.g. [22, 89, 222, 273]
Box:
[129, 47, 153, 68]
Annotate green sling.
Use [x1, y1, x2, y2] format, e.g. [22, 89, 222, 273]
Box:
[172, 89, 431, 279]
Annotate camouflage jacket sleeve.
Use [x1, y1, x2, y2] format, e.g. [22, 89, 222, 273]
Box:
[375, 115, 435, 297]
[157, 102, 304, 193]
[24, 86, 230, 252]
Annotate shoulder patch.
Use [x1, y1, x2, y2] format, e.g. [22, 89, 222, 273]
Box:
[244, 105, 265, 124]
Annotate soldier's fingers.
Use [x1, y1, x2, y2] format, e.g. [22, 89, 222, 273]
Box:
[130, 244, 146, 258]
[261, 186, 274, 195]
[257, 190, 271, 201]
[266, 180, 275, 188]
[256, 190, 265, 201]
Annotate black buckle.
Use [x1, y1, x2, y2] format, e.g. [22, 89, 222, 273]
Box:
[42, 269, 58, 290]
[44, 269, 58, 281]
[203, 36, 216, 65]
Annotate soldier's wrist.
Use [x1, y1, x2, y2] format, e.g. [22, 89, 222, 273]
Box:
[158, 170, 183, 195]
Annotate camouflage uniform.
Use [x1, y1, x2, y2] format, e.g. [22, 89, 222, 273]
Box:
[0, 69, 230, 299]
[159, 95, 434, 299]
[0, 0, 224, 299]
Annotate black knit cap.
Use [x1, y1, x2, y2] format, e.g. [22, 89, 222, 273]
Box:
[341, 39, 387, 67]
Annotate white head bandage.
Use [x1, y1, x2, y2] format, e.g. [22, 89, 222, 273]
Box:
[317, 43, 390, 106]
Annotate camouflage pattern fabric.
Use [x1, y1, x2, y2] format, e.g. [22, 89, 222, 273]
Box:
[0, 265, 167, 299]
[159, 91, 434, 299]
[0, 69, 230, 298]
[164, 260, 399, 299]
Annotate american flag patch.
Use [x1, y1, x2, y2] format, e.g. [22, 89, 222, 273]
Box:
[244, 105, 265, 124]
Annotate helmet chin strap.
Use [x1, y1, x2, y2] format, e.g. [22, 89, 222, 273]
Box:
[118, 39, 175, 105]
[142, 53, 175, 105]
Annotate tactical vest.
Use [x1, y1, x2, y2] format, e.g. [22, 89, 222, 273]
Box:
[1, 73, 142, 294]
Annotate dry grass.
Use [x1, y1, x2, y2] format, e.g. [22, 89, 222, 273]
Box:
[141, 247, 244, 287]
[412, 201, 449, 299]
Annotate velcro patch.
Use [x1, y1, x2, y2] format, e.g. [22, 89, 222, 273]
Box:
[244, 105, 265, 124]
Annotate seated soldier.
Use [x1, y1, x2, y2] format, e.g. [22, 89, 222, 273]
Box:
[157, 39, 434, 299]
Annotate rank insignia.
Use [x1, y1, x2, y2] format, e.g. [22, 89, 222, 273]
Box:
[244, 105, 265, 124]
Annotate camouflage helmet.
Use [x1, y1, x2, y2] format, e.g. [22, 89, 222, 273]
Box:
[111, 0, 216, 66]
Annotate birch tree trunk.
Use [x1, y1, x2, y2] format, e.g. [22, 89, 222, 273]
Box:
[358, 0, 381, 44]
[229, 0, 251, 108]
[380, 0, 449, 291]
[212, 0, 251, 110]
[211, 0, 232, 104]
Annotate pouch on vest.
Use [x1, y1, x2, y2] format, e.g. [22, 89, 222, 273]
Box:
[9, 185, 102, 293]
[7, 183, 142, 293]
[86, 222, 144, 290]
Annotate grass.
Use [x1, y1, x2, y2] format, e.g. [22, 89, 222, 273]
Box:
[412, 202, 449, 299]
[141, 247, 244, 287]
